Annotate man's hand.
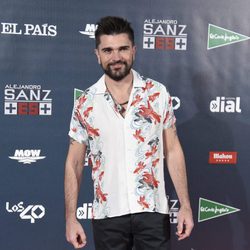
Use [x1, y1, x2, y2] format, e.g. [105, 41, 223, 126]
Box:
[176, 206, 194, 240]
[66, 219, 87, 248]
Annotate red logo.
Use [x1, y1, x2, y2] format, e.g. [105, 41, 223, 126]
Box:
[209, 152, 237, 164]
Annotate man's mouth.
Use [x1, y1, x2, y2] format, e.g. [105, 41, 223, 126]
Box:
[109, 61, 125, 67]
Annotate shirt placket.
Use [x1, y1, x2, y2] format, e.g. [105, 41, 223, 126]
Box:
[123, 87, 141, 212]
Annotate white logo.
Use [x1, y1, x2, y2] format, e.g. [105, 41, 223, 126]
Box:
[6, 202, 45, 223]
[171, 96, 181, 110]
[210, 97, 241, 113]
[4, 84, 52, 115]
[1, 23, 57, 36]
[79, 24, 97, 38]
[77, 203, 92, 219]
[9, 149, 46, 164]
[143, 19, 187, 50]
[169, 199, 179, 224]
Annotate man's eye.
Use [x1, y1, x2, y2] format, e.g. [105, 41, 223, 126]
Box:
[103, 49, 112, 53]
[120, 47, 129, 51]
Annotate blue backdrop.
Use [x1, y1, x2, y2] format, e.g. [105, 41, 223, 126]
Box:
[1, 0, 250, 249]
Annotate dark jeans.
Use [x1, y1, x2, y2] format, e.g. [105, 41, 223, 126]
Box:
[92, 212, 170, 250]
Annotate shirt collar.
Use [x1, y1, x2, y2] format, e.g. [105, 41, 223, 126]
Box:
[94, 69, 145, 94]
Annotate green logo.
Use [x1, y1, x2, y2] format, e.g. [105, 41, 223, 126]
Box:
[74, 88, 84, 101]
[198, 198, 240, 222]
[207, 24, 250, 50]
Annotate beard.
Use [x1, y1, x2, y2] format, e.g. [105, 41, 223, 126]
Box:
[102, 60, 132, 81]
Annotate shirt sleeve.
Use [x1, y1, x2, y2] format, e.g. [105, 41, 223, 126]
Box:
[68, 96, 89, 144]
[162, 86, 176, 130]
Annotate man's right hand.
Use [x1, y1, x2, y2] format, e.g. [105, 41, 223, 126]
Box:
[66, 219, 87, 249]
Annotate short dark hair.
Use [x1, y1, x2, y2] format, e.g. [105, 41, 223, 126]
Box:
[95, 16, 134, 48]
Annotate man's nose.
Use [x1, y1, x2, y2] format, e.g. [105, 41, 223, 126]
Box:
[111, 50, 122, 61]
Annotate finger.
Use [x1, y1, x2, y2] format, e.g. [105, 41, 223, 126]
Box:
[71, 237, 81, 249]
[184, 222, 193, 237]
[177, 231, 189, 241]
[176, 218, 184, 235]
[76, 232, 87, 248]
[176, 221, 193, 240]
[68, 234, 84, 249]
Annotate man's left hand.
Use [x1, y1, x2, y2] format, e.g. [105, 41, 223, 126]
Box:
[176, 206, 194, 240]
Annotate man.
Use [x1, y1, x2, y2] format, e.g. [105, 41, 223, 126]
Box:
[65, 16, 193, 250]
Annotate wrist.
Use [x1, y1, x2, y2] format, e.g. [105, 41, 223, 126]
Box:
[179, 200, 192, 209]
[65, 213, 78, 223]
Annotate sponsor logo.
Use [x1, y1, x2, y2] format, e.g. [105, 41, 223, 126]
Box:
[207, 24, 250, 50]
[209, 151, 237, 164]
[77, 203, 92, 219]
[6, 201, 45, 223]
[171, 96, 181, 110]
[169, 199, 179, 224]
[198, 198, 240, 222]
[9, 149, 46, 164]
[74, 88, 84, 101]
[4, 84, 52, 115]
[79, 24, 97, 38]
[210, 97, 241, 113]
[143, 19, 187, 50]
[0, 22, 57, 36]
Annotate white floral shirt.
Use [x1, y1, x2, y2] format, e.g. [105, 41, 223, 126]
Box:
[69, 69, 176, 219]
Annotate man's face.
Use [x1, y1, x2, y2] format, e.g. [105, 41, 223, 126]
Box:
[95, 33, 136, 81]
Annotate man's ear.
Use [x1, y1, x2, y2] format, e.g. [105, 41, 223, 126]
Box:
[95, 49, 101, 64]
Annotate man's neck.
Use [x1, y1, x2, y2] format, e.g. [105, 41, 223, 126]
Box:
[105, 71, 133, 96]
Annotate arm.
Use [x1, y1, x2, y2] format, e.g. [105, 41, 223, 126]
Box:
[163, 125, 194, 240]
[65, 138, 87, 248]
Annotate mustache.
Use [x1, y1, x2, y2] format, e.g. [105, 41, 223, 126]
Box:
[108, 60, 127, 67]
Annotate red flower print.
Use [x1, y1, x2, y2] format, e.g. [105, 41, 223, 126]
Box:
[85, 122, 100, 137]
[133, 161, 146, 174]
[96, 183, 108, 203]
[142, 81, 154, 92]
[137, 196, 149, 209]
[131, 94, 143, 106]
[133, 129, 145, 143]
[93, 159, 101, 172]
[145, 145, 157, 159]
[75, 109, 99, 138]
[77, 95, 87, 109]
[99, 171, 104, 181]
[139, 101, 161, 124]
[149, 92, 160, 102]
[163, 111, 170, 124]
[83, 107, 93, 118]
[143, 170, 159, 188]
[152, 158, 160, 167]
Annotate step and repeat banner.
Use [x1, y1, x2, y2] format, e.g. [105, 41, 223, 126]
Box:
[1, 0, 250, 249]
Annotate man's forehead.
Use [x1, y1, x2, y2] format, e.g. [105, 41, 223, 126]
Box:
[98, 33, 132, 47]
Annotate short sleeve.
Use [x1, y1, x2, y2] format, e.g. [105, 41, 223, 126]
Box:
[68, 96, 88, 144]
[162, 86, 176, 129]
